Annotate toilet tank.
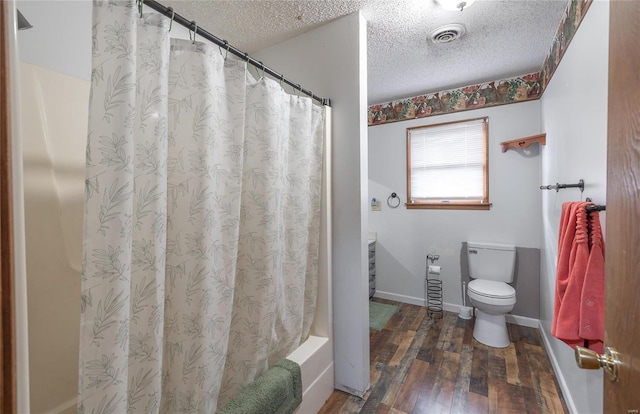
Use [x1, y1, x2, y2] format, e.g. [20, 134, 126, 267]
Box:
[467, 242, 516, 282]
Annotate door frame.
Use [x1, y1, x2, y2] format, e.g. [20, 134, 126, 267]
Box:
[603, 0, 640, 411]
[0, 1, 17, 412]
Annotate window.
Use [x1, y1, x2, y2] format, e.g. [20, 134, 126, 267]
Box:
[406, 117, 490, 210]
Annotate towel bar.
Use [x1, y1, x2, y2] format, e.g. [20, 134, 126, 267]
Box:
[539, 179, 584, 193]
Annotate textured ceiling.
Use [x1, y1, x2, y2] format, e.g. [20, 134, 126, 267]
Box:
[163, 0, 569, 105]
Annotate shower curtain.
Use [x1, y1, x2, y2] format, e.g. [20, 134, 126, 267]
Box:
[78, 2, 325, 413]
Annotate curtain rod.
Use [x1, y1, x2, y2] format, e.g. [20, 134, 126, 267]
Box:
[142, 0, 331, 107]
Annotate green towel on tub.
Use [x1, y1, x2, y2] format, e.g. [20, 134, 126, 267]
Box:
[217, 359, 302, 414]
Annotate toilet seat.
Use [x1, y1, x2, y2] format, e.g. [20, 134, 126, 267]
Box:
[468, 279, 516, 307]
[468, 279, 515, 299]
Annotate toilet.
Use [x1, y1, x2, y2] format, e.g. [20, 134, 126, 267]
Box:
[466, 242, 517, 348]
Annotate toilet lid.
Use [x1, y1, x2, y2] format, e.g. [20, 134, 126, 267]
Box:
[468, 279, 515, 299]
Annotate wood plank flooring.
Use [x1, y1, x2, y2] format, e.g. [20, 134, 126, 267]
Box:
[319, 299, 568, 414]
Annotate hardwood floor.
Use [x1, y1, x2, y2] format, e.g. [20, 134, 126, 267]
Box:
[319, 299, 569, 414]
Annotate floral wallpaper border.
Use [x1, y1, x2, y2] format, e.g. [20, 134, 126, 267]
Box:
[368, 73, 542, 126]
[368, 0, 593, 126]
[539, 0, 592, 91]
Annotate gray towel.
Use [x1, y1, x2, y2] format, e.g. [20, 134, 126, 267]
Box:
[217, 359, 303, 414]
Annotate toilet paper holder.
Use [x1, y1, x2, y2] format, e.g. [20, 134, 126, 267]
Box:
[426, 254, 440, 263]
[425, 254, 443, 319]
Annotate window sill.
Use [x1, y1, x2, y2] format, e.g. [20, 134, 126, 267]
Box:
[406, 202, 492, 210]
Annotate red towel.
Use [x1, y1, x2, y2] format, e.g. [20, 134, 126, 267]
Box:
[553, 202, 590, 348]
[580, 211, 605, 353]
[552, 202, 606, 351]
[551, 202, 574, 336]
[552, 202, 583, 337]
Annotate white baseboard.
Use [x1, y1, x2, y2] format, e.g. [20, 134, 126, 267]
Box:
[373, 290, 462, 314]
[374, 290, 539, 328]
[538, 321, 578, 414]
[374, 290, 426, 307]
[505, 314, 539, 328]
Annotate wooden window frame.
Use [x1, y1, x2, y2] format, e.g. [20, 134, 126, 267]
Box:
[406, 117, 491, 210]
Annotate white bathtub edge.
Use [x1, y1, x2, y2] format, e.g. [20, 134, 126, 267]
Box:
[288, 335, 334, 413]
[295, 362, 334, 414]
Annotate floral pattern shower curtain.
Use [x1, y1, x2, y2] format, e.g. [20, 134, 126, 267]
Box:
[79, 2, 325, 413]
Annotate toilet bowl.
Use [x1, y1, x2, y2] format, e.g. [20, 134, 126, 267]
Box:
[468, 279, 515, 348]
[466, 242, 517, 348]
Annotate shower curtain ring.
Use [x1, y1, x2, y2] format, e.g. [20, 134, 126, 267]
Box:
[137, 0, 143, 18]
[297, 84, 302, 97]
[259, 62, 265, 80]
[280, 74, 285, 87]
[189, 21, 197, 44]
[224, 41, 230, 60]
[167, 7, 174, 32]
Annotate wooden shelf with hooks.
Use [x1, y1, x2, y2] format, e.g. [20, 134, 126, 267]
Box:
[500, 133, 546, 153]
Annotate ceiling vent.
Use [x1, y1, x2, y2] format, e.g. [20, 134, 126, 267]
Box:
[429, 24, 466, 44]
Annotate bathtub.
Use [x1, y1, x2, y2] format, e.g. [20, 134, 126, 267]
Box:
[287, 335, 334, 413]
[18, 63, 335, 413]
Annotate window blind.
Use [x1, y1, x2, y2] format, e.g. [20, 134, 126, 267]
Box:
[409, 118, 486, 201]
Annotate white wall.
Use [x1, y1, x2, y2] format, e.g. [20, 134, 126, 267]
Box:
[539, 2, 609, 413]
[255, 12, 371, 397]
[369, 101, 542, 310]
